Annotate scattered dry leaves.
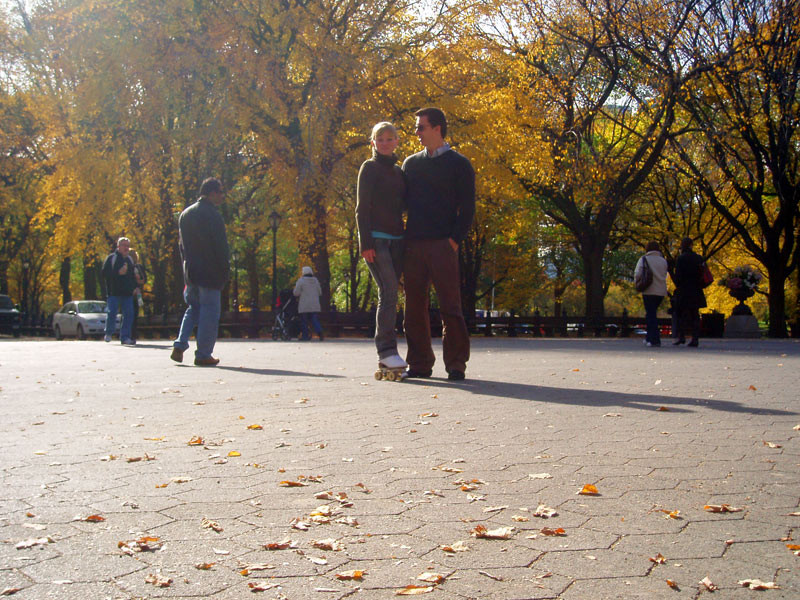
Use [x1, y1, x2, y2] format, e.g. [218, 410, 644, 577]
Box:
[738, 579, 779, 590]
[540, 527, 566, 537]
[312, 538, 343, 551]
[248, 581, 279, 592]
[263, 538, 296, 550]
[699, 576, 718, 591]
[201, 518, 223, 533]
[144, 573, 172, 588]
[703, 504, 743, 513]
[396, 585, 435, 595]
[441, 540, 469, 553]
[335, 570, 365, 581]
[649, 553, 666, 564]
[532, 504, 558, 518]
[15, 537, 53, 549]
[471, 525, 514, 539]
[118, 536, 163, 554]
[416, 572, 445, 584]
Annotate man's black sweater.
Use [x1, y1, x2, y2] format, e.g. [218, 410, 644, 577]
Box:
[402, 148, 475, 243]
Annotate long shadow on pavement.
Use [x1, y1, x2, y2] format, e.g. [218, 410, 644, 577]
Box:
[215, 365, 345, 378]
[412, 378, 797, 416]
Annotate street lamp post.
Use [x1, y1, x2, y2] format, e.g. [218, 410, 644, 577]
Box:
[268, 210, 282, 311]
[231, 250, 239, 311]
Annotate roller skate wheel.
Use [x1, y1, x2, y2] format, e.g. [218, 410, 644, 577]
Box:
[385, 370, 396, 382]
[374, 370, 383, 381]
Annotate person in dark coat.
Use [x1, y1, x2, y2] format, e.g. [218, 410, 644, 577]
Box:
[102, 237, 137, 345]
[672, 237, 706, 347]
[171, 177, 230, 366]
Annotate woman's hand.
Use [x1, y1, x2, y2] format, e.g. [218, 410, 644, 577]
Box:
[362, 249, 376, 263]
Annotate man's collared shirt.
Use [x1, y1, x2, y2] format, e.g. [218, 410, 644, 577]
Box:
[426, 142, 451, 158]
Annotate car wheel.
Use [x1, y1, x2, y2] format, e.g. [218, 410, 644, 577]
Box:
[55, 325, 63, 340]
[77, 324, 86, 340]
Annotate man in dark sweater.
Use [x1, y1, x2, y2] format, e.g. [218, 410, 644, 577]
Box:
[402, 107, 475, 380]
[171, 177, 230, 366]
[102, 237, 137, 345]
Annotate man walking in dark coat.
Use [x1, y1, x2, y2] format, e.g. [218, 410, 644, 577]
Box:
[102, 237, 137, 345]
[171, 177, 230, 366]
[402, 107, 475, 381]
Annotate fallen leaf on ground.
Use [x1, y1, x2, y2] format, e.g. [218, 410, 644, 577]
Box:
[789, 512, 800, 517]
[657, 509, 681, 520]
[577, 484, 600, 495]
[512, 515, 530, 522]
[793, 425, 800, 431]
[118, 536, 162, 554]
[187, 436, 204, 445]
[195, 563, 215, 570]
[228, 450, 241, 457]
[763, 441, 782, 448]
[483, 505, 508, 513]
[658, 406, 670, 411]
[279, 480, 308, 487]
[335, 570, 365, 580]
[100, 455, 118, 461]
[603, 413, 622, 417]
[247, 424, 263, 430]
[306, 555, 328, 565]
[471, 525, 514, 539]
[532, 504, 558, 518]
[529, 473, 553, 479]
[748, 385, 757, 391]
[666, 579, 679, 589]
[699, 576, 718, 591]
[248, 582, 279, 592]
[479, 570, 504, 581]
[441, 540, 469, 553]
[335, 516, 359, 527]
[290, 518, 311, 530]
[201, 518, 223, 532]
[703, 504, 743, 513]
[416, 572, 445, 584]
[239, 563, 275, 575]
[171, 476, 192, 483]
[78, 515, 105, 522]
[15, 537, 54, 549]
[1, 588, 22, 595]
[540, 527, 566, 536]
[126, 454, 156, 463]
[312, 538, 343, 551]
[263, 539, 296, 550]
[396, 586, 434, 595]
[738, 579, 779, 590]
[212, 548, 230, 555]
[649, 553, 666, 564]
[420, 412, 438, 418]
[144, 573, 172, 587]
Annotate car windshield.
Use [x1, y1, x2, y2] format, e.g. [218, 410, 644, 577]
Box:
[0, 296, 13, 309]
[77, 301, 107, 314]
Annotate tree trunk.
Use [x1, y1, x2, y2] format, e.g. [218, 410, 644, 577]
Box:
[59, 257, 72, 304]
[245, 248, 259, 308]
[767, 267, 788, 338]
[580, 245, 606, 318]
[298, 190, 331, 310]
[83, 256, 98, 299]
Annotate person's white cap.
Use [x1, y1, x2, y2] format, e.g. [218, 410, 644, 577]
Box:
[302, 266, 313, 275]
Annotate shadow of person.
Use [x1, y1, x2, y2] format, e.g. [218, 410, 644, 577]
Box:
[407, 377, 797, 416]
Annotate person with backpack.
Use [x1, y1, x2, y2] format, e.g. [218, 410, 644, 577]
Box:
[634, 241, 669, 347]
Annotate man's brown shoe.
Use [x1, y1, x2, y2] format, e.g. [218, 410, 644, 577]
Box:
[194, 356, 220, 366]
[170, 347, 184, 363]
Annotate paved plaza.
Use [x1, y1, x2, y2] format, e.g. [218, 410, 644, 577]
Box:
[0, 336, 798, 599]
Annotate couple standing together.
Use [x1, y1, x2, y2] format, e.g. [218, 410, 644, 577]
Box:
[356, 107, 476, 380]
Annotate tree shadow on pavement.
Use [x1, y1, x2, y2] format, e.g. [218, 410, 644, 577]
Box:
[413, 378, 797, 416]
[215, 365, 345, 378]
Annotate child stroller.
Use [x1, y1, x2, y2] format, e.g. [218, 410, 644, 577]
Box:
[272, 289, 301, 340]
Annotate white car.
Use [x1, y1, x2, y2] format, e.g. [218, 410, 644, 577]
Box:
[53, 300, 121, 340]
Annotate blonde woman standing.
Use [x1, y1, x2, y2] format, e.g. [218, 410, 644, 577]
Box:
[356, 122, 407, 376]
